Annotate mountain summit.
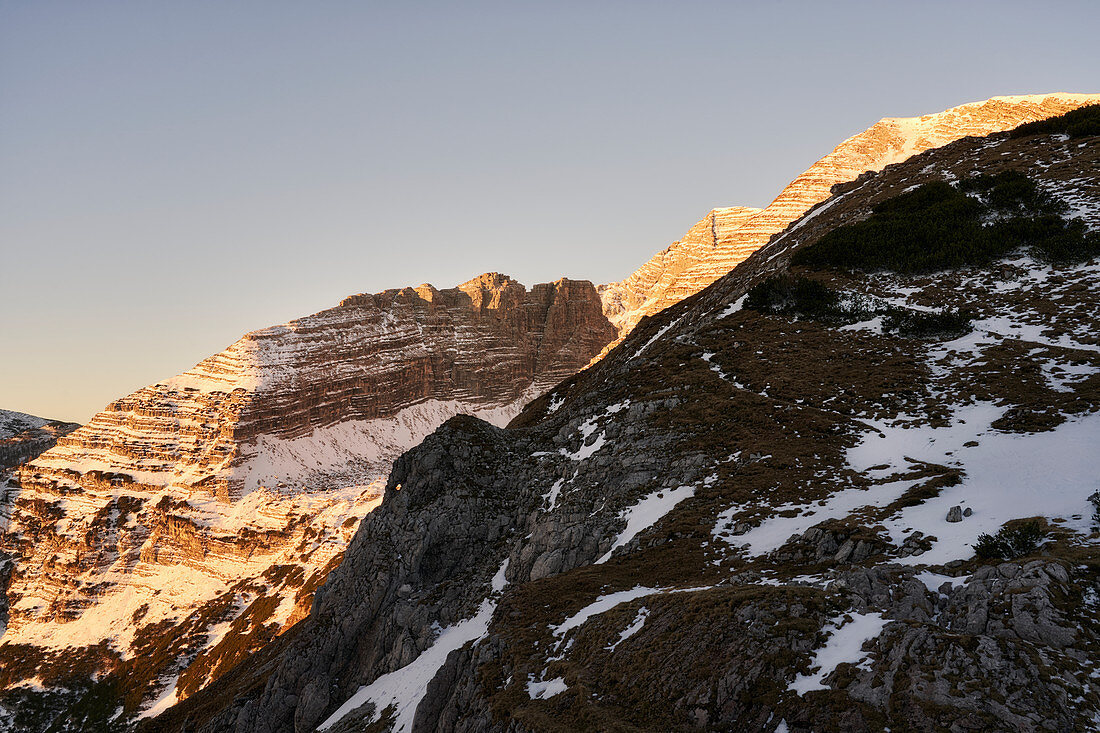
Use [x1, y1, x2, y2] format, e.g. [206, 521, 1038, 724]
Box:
[1, 274, 614, 727]
[600, 92, 1100, 336]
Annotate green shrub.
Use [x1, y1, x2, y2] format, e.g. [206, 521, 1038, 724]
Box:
[744, 274, 840, 320]
[881, 307, 972, 339]
[746, 275, 971, 339]
[792, 172, 1100, 274]
[973, 520, 1045, 560]
[1010, 103, 1100, 139]
[958, 170, 1066, 217]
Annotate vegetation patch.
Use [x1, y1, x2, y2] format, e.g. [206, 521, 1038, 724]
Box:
[973, 520, 1045, 560]
[1010, 104, 1100, 139]
[745, 274, 971, 339]
[744, 274, 869, 322]
[879, 306, 972, 339]
[792, 172, 1100, 273]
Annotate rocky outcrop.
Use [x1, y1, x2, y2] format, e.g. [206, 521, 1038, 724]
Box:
[600, 92, 1100, 336]
[170, 118, 1100, 732]
[0, 273, 615, 729]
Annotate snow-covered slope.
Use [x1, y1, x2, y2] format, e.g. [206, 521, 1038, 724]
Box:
[600, 92, 1100, 336]
[0, 412, 50, 440]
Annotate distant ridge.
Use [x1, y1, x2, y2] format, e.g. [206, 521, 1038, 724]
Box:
[0, 408, 79, 471]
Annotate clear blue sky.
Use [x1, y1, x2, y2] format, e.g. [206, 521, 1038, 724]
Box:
[2, 0, 1098, 422]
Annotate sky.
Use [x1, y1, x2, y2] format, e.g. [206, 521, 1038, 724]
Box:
[2, 0, 1098, 423]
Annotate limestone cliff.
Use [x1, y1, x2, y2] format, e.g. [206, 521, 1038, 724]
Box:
[600, 92, 1100, 336]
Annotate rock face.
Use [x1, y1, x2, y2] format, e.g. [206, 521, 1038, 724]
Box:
[0, 409, 79, 473]
[168, 117, 1100, 732]
[24, 273, 614, 503]
[600, 92, 1100, 336]
[0, 273, 615, 730]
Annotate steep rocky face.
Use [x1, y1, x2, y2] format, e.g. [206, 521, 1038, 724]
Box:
[600, 92, 1100, 336]
[0, 410, 79, 473]
[0, 274, 615, 731]
[24, 273, 613, 503]
[170, 121, 1100, 732]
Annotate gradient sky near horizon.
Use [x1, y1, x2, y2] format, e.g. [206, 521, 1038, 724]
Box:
[2, 1, 1099, 423]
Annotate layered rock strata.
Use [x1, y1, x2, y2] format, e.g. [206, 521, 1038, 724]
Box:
[21, 273, 613, 503]
[600, 92, 1100, 335]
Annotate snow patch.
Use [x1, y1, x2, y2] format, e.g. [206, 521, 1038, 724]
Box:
[606, 606, 649, 651]
[136, 673, 179, 720]
[849, 403, 1100, 565]
[631, 317, 683, 359]
[559, 401, 630, 463]
[491, 559, 509, 593]
[526, 676, 568, 699]
[789, 612, 888, 694]
[319, 559, 510, 732]
[596, 485, 696, 563]
[552, 587, 661, 639]
[543, 479, 565, 512]
[838, 316, 884, 334]
[715, 479, 918, 557]
[719, 294, 748, 319]
[914, 571, 970, 595]
[235, 396, 533, 495]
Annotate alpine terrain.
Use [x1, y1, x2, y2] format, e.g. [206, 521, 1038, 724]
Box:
[159, 102, 1100, 731]
[0, 93, 1098, 732]
[0, 274, 615, 729]
[599, 93, 1100, 336]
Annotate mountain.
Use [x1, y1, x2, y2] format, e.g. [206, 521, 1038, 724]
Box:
[2, 94, 1096, 732]
[0, 410, 80, 473]
[599, 92, 1100, 336]
[0, 274, 614, 730]
[159, 107, 1100, 731]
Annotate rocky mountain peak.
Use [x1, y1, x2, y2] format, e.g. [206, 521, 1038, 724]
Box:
[5, 97, 1098, 733]
[599, 92, 1100, 338]
[458, 271, 519, 294]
